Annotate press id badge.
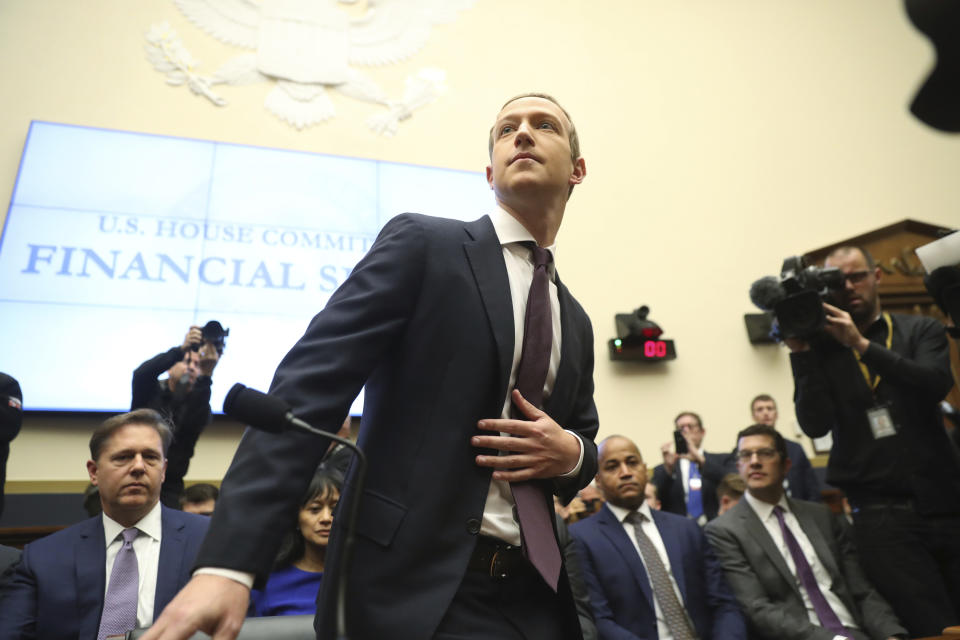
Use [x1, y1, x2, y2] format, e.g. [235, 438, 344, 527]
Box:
[867, 405, 897, 439]
[689, 477, 702, 490]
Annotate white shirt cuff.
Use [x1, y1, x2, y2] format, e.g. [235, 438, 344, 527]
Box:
[559, 431, 585, 477]
[194, 567, 255, 589]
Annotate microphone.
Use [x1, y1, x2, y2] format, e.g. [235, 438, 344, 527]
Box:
[222, 383, 364, 640]
[224, 383, 347, 440]
[224, 383, 294, 434]
[749, 276, 786, 311]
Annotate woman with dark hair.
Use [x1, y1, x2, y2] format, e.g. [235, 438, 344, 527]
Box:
[249, 468, 341, 616]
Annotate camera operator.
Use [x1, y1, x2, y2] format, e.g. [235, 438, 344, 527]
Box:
[131, 323, 226, 508]
[785, 245, 960, 637]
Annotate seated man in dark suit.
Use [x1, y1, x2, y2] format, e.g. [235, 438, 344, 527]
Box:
[651, 412, 730, 524]
[750, 394, 821, 502]
[571, 435, 746, 640]
[705, 424, 906, 640]
[0, 409, 209, 639]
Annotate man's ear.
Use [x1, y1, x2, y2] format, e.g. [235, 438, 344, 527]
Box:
[569, 158, 586, 186]
[486, 165, 494, 189]
[87, 459, 99, 486]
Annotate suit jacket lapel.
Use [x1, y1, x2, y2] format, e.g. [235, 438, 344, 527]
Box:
[596, 505, 655, 612]
[155, 506, 186, 618]
[543, 278, 578, 420]
[76, 516, 107, 638]
[734, 501, 797, 593]
[463, 216, 514, 407]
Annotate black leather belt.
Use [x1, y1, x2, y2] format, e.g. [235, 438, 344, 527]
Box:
[467, 536, 526, 579]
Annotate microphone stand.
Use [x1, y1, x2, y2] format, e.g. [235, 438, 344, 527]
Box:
[285, 416, 366, 640]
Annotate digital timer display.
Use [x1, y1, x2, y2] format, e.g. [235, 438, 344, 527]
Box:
[608, 337, 677, 362]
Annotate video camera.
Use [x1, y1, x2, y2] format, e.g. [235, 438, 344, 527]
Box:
[749, 256, 845, 340]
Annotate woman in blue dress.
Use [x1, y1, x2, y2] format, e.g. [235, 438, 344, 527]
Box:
[250, 467, 341, 616]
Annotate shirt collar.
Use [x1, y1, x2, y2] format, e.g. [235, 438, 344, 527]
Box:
[744, 490, 789, 522]
[864, 311, 887, 337]
[489, 207, 559, 278]
[102, 500, 162, 546]
[607, 500, 654, 525]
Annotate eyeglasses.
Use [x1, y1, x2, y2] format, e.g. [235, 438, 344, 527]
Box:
[736, 448, 778, 461]
[842, 270, 871, 285]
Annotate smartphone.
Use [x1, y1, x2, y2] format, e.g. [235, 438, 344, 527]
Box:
[673, 430, 688, 455]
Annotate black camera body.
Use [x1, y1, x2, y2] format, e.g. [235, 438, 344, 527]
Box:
[750, 256, 845, 340]
[191, 320, 229, 355]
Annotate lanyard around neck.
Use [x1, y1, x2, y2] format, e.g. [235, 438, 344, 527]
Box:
[852, 311, 892, 391]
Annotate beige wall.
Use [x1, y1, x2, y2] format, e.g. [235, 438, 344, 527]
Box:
[2, 0, 957, 485]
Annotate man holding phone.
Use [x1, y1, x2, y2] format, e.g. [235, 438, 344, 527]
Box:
[651, 411, 730, 524]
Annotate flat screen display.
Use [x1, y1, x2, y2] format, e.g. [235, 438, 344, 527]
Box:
[0, 121, 491, 414]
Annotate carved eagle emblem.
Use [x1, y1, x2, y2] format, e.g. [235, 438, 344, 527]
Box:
[146, 0, 475, 134]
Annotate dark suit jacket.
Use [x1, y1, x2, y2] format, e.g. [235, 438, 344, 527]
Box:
[0, 544, 20, 590]
[0, 505, 209, 640]
[557, 515, 597, 640]
[652, 451, 729, 521]
[704, 498, 906, 640]
[197, 214, 600, 640]
[783, 439, 821, 502]
[570, 503, 746, 640]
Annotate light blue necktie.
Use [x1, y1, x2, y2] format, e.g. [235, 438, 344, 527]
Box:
[98, 528, 139, 640]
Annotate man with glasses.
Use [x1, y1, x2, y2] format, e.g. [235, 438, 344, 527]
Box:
[749, 394, 821, 502]
[783, 245, 960, 637]
[705, 424, 906, 640]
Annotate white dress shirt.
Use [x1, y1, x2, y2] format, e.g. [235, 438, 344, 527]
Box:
[102, 501, 163, 626]
[479, 206, 583, 545]
[743, 492, 859, 637]
[606, 501, 687, 640]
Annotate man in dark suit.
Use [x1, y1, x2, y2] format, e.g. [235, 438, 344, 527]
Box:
[571, 435, 746, 640]
[0, 409, 209, 639]
[651, 412, 730, 523]
[705, 424, 906, 640]
[147, 93, 598, 640]
[750, 394, 821, 502]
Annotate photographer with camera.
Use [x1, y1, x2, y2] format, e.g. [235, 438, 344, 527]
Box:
[131, 322, 228, 508]
[783, 246, 960, 637]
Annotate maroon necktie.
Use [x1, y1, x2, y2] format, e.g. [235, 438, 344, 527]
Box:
[510, 244, 562, 591]
[773, 506, 849, 637]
